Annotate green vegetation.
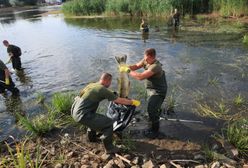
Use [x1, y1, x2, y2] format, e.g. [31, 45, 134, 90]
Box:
[2, 140, 47, 168]
[233, 94, 246, 107]
[62, 0, 106, 16]
[18, 92, 75, 136]
[243, 34, 248, 45]
[18, 113, 56, 136]
[62, 0, 248, 17]
[166, 85, 181, 112]
[203, 146, 216, 161]
[52, 92, 75, 114]
[226, 119, 248, 157]
[211, 0, 248, 17]
[208, 77, 219, 86]
[115, 133, 136, 152]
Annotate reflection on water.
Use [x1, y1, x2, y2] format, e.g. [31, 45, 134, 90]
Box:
[141, 32, 149, 43]
[4, 95, 25, 116]
[0, 7, 247, 142]
[16, 69, 33, 87]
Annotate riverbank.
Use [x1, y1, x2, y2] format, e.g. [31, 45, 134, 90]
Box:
[0, 6, 38, 15]
[1, 124, 247, 167]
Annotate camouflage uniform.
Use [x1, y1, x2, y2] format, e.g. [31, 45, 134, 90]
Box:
[71, 83, 118, 152]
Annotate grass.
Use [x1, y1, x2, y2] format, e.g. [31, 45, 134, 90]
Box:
[196, 100, 233, 120]
[226, 119, 248, 157]
[208, 77, 220, 86]
[1, 139, 47, 168]
[18, 92, 75, 136]
[166, 85, 181, 112]
[17, 113, 56, 136]
[203, 146, 216, 162]
[243, 34, 248, 45]
[114, 133, 136, 152]
[35, 92, 45, 105]
[233, 94, 246, 107]
[51, 92, 75, 114]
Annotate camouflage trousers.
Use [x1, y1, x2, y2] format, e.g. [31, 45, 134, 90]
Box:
[147, 91, 166, 132]
[79, 112, 114, 151]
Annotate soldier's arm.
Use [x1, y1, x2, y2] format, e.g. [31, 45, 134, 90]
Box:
[129, 69, 154, 80]
[129, 59, 144, 71]
[4, 68, 11, 79]
[113, 97, 133, 105]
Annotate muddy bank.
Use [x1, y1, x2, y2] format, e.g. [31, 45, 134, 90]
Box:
[0, 124, 247, 168]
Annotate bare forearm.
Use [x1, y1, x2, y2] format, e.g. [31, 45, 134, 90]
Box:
[129, 71, 145, 80]
[129, 64, 140, 71]
[4, 69, 10, 78]
[114, 97, 132, 105]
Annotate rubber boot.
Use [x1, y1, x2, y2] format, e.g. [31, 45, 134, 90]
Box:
[144, 121, 160, 139]
[102, 137, 119, 154]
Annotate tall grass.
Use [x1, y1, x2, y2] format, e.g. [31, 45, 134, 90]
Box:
[62, 0, 106, 16]
[211, 0, 248, 17]
[17, 113, 57, 136]
[62, 0, 248, 16]
[2, 140, 47, 168]
[226, 119, 248, 157]
[18, 92, 75, 136]
[52, 92, 75, 114]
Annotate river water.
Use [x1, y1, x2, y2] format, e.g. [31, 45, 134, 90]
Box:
[0, 6, 247, 143]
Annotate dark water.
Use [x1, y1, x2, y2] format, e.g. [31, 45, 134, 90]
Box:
[0, 6, 247, 143]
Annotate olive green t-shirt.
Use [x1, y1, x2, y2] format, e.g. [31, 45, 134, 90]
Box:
[142, 59, 167, 95]
[71, 82, 118, 122]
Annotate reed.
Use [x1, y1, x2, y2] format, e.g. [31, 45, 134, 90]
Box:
[226, 119, 248, 157]
[62, 0, 248, 17]
[62, 0, 106, 16]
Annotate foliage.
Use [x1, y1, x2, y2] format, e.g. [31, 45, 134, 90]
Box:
[211, 0, 248, 17]
[233, 94, 246, 107]
[1, 140, 47, 168]
[226, 119, 248, 157]
[166, 85, 181, 112]
[62, 0, 248, 16]
[52, 92, 75, 114]
[18, 92, 75, 136]
[62, 0, 106, 16]
[243, 34, 248, 45]
[17, 112, 56, 136]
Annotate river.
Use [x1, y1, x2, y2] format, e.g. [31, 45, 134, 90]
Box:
[0, 6, 247, 143]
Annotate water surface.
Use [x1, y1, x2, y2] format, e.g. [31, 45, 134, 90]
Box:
[0, 6, 247, 143]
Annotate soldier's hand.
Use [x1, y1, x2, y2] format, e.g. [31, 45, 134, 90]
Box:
[119, 65, 130, 73]
[5, 78, 10, 85]
[131, 99, 141, 107]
